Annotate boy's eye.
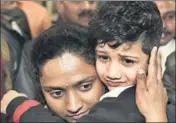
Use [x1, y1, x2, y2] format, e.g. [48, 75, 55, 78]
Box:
[96, 55, 109, 62]
[50, 90, 64, 99]
[122, 59, 135, 66]
[79, 83, 92, 92]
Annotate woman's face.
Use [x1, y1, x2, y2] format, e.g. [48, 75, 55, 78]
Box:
[96, 42, 149, 91]
[40, 53, 103, 122]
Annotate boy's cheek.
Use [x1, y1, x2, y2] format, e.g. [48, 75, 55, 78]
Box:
[96, 63, 106, 81]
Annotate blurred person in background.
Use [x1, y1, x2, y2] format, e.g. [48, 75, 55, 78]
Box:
[55, 1, 97, 27]
[1, 1, 52, 99]
[0, 2, 17, 10]
[155, 1, 175, 74]
[1, 1, 52, 40]
[1, 3, 26, 86]
[1, 1, 32, 41]
[17, 1, 52, 39]
[156, 1, 176, 107]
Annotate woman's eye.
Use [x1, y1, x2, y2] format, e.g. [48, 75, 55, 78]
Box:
[96, 55, 109, 62]
[123, 59, 134, 66]
[79, 83, 92, 92]
[50, 90, 64, 98]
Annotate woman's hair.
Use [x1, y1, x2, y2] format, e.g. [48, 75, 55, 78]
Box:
[30, 23, 95, 104]
[89, 1, 163, 54]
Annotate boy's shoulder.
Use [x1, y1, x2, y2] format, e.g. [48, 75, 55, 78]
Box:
[83, 85, 145, 122]
[100, 85, 134, 101]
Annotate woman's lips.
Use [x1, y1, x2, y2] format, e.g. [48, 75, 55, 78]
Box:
[67, 110, 89, 120]
[71, 113, 85, 120]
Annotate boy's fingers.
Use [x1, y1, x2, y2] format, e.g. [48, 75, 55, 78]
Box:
[147, 46, 158, 85]
[136, 69, 147, 92]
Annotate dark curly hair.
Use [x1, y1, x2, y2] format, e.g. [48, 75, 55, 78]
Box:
[89, 1, 163, 54]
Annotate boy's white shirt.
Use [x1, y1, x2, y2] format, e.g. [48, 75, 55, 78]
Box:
[99, 85, 134, 101]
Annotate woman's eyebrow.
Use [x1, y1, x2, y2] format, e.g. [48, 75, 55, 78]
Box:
[75, 76, 96, 87]
[42, 85, 65, 90]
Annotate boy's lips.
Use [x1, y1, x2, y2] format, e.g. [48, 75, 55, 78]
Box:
[107, 81, 125, 87]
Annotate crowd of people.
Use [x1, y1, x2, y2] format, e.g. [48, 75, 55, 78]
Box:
[1, 1, 175, 122]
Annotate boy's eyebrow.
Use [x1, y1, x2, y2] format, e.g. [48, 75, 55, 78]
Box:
[118, 54, 139, 60]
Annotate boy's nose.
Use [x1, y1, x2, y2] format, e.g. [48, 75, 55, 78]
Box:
[106, 62, 122, 81]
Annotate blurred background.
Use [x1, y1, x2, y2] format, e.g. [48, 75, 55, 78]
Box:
[37, 1, 104, 22]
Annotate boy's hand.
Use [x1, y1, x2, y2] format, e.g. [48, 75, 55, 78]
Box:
[135, 46, 168, 122]
[1, 90, 27, 114]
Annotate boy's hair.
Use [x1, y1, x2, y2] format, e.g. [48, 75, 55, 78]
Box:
[89, 1, 163, 54]
[30, 23, 95, 104]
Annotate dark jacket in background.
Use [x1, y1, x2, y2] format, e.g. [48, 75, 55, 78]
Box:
[1, 7, 32, 89]
[1, 15, 24, 85]
[13, 41, 38, 99]
[163, 51, 176, 105]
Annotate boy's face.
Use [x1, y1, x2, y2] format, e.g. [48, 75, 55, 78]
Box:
[96, 42, 149, 91]
[40, 53, 103, 122]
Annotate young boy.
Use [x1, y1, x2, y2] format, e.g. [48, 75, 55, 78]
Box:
[1, 1, 172, 122]
[89, 1, 162, 98]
